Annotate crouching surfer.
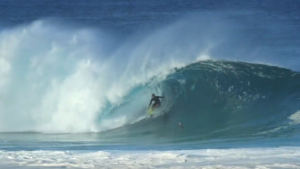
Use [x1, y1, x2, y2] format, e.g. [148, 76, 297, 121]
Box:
[148, 94, 164, 117]
[148, 94, 164, 110]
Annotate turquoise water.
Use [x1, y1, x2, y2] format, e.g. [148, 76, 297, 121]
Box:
[0, 0, 300, 168]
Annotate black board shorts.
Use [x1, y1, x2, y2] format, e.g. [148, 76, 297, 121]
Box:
[153, 102, 160, 107]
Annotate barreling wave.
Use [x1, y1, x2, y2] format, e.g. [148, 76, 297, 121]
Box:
[1, 18, 300, 141]
[100, 60, 300, 142]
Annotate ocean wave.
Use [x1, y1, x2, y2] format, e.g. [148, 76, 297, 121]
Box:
[1, 17, 300, 140]
[101, 61, 300, 142]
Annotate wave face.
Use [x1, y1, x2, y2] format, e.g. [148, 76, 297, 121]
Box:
[101, 61, 300, 142]
[1, 16, 300, 143]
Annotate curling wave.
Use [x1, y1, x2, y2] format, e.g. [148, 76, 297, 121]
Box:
[1, 16, 300, 138]
[100, 60, 300, 142]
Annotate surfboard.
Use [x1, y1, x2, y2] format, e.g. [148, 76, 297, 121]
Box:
[148, 108, 154, 115]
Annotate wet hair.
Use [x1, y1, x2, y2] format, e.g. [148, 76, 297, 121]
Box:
[152, 93, 155, 96]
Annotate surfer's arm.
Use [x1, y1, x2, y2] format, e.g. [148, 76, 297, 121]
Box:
[148, 99, 153, 108]
[158, 96, 164, 98]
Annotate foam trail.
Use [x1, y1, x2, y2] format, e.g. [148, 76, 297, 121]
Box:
[0, 147, 299, 169]
[289, 111, 300, 125]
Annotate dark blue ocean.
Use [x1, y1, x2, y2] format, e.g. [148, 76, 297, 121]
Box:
[0, 0, 300, 168]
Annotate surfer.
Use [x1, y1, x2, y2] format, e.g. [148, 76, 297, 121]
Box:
[148, 94, 164, 111]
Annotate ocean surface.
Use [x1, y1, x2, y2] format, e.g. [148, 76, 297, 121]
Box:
[0, 0, 300, 168]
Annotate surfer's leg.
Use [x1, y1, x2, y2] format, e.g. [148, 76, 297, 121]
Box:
[151, 104, 156, 110]
[153, 103, 160, 110]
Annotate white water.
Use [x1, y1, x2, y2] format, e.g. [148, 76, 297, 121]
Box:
[0, 19, 213, 133]
[0, 14, 299, 133]
[289, 111, 300, 125]
[0, 147, 299, 169]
